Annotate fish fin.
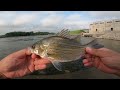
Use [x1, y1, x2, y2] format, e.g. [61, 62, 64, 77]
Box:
[85, 39, 104, 49]
[56, 29, 71, 39]
[70, 35, 81, 43]
[51, 61, 63, 71]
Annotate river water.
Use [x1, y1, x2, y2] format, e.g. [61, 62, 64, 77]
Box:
[0, 35, 120, 79]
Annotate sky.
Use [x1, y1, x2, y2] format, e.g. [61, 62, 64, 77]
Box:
[0, 11, 120, 35]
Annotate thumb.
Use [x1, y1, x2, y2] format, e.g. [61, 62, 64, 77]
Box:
[14, 48, 31, 56]
[25, 47, 32, 55]
[85, 47, 103, 57]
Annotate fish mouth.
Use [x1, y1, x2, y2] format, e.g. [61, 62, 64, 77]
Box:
[28, 46, 40, 56]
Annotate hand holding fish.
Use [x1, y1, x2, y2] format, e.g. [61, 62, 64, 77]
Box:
[0, 48, 50, 79]
[1, 29, 120, 78]
[30, 29, 103, 71]
[83, 47, 120, 76]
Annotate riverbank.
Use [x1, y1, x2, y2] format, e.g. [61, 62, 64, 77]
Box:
[0, 29, 88, 38]
[0, 31, 55, 38]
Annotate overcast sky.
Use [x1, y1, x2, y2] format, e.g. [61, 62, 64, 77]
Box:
[0, 11, 120, 35]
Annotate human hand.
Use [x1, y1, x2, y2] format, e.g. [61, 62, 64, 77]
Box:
[0, 48, 50, 79]
[83, 47, 120, 76]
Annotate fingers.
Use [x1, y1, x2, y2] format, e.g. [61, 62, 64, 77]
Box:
[85, 47, 104, 57]
[84, 62, 93, 67]
[83, 53, 93, 67]
[92, 56, 101, 68]
[12, 48, 31, 57]
[35, 65, 46, 70]
[34, 58, 51, 70]
[84, 54, 92, 59]
[26, 48, 32, 55]
[31, 54, 40, 59]
[83, 59, 93, 67]
[34, 58, 51, 65]
[83, 59, 89, 63]
[83, 56, 101, 68]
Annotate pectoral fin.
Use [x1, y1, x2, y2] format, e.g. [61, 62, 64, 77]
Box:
[51, 61, 63, 71]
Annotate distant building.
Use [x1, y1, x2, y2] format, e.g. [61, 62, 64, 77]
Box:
[83, 19, 120, 37]
[89, 19, 120, 34]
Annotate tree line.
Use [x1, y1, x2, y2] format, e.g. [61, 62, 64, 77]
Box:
[0, 31, 55, 38]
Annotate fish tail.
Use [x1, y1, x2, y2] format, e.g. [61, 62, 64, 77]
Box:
[85, 39, 104, 49]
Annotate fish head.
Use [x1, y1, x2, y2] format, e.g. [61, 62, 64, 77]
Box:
[29, 39, 51, 58]
[29, 42, 45, 56]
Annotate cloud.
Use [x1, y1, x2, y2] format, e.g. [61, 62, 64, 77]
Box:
[40, 13, 88, 31]
[1, 11, 120, 35]
[65, 14, 81, 21]
[40, 14, 64, 27]
[13, 14, 37, 25]
[0, 11, 17, 25]
[40, 13, 91, 30]
[63, 14, 91, 29]
[88, 11, 120, 19]
[0, 19, 6, 25]
[0, 11, 17, 17]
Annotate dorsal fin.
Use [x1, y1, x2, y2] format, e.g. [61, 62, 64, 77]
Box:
[56, 29, 71, 38]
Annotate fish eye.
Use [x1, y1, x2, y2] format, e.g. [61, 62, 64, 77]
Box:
[32, 45, 35, 49]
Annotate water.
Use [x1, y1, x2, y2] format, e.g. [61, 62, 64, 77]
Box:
[0, 36, 120, 79]
[0, 35, 50, 59]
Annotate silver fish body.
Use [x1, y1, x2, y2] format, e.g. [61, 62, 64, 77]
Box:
[30, 30, 104, 71]
[31, 36, 84, 62]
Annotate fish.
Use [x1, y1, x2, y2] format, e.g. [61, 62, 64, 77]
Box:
[29, 29, 104, 71]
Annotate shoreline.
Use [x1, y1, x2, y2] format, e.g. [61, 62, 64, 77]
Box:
[0, 31, 55, 38]
[0, 34, 54, 39]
